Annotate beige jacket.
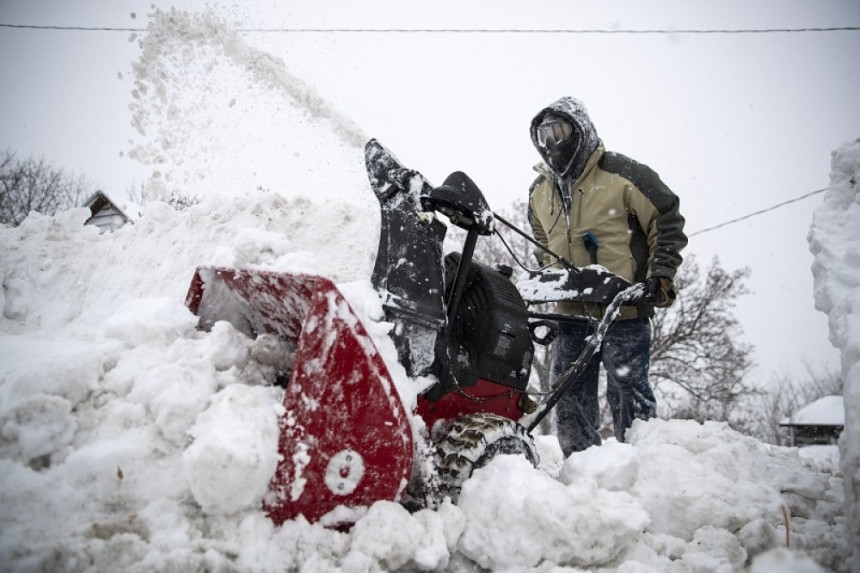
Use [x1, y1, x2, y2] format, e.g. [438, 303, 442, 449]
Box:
[528, 142, 687, 319]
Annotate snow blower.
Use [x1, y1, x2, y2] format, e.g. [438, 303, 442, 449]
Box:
[184, 139, 642, 526]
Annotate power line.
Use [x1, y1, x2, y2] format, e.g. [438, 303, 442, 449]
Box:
[244, 26, 860, 35]
[1, 22, 859, 34]
[688, 188, 827, 238]
[0, 23, 144, 32]
[0, 19, 841, 240]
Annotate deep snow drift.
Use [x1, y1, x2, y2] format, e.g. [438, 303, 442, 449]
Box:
[0, 9, 854, 573]
[809, 137, 860, 572]
[0, 181, 849, 573]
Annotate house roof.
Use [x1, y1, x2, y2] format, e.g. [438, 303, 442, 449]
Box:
[83, 190, 134, 224]
[781, 395, 844, 427]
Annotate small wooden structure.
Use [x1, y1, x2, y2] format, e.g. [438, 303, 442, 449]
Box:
[84, 191, 133, 233]
[780, 395, 844, 447]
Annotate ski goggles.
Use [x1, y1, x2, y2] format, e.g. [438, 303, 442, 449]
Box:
[536, 119, 574, 148]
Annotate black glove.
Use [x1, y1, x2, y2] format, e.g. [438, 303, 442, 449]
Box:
[645, 276, 676, 308]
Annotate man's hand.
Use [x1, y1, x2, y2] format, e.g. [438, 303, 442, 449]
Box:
[645, 276, 676, 308]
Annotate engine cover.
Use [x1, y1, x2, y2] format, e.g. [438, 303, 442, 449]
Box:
[443, 253, 534, 391]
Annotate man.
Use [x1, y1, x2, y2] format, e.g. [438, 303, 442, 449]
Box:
[527, 96, 687, 456]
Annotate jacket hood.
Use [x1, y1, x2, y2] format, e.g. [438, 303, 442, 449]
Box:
[530, 96, 600, 181]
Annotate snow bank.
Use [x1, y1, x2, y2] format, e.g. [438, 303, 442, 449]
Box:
[809, 137, 860, 571]
[0, 183, 847, 571]
[0, 192, 379, 332]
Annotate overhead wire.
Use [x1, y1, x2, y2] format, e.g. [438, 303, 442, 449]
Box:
[1, 23, 859, 34]
[230, 26, 860, 34]
[688, 187, 828, 238]
[0, 20, 839, 239]
[0, 23, 143, 32]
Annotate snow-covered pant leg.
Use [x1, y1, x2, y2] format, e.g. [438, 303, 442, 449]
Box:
[552, 320, 602, 457]
[603, 317, 656, 442]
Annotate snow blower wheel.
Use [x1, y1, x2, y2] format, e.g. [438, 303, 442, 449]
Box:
[436, 412, 538, 502]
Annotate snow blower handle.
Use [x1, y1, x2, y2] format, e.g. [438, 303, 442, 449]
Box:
[524, 281, 645, 432]
[492, 212, 581, 274]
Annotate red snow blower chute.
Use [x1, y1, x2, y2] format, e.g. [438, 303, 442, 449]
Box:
[184, 139, 643, 526]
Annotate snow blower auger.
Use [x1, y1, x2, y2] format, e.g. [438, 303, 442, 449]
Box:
[184, 138, 643, 527]
[185, 269, 413, 526]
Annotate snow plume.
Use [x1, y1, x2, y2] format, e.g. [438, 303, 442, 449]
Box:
[127, 7, 369, 200]
[809, 137, 860, 571]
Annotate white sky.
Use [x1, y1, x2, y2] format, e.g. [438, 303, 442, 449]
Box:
[1, 0, 859, 383]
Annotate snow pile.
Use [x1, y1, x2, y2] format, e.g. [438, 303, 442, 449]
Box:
[458, 453, 649, 569]
[0, 193, 378, 331]
[0, 9, 853, 573]
[809, 137, 860, 572]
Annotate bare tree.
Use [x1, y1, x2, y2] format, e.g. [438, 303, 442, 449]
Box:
[649, 256, 757, 427]
[124, 179, 150, 207]
[125, 179, 201, 212]
[0, 149, 93, 226]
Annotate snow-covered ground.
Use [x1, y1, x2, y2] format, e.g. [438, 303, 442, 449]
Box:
[1, 10, 856, 573]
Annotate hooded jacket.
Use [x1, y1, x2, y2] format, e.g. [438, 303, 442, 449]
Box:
[528, 97, 687, 319]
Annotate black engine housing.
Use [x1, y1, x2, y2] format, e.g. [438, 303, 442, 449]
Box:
[441, 253, 534, 392]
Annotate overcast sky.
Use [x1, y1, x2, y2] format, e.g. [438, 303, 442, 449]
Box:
[2, 0, 859, 383]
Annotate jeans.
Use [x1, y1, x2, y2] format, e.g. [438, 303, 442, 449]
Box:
[551, 316, 656, 456]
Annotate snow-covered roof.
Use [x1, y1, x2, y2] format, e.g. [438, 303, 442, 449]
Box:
[84, 190, 134, 220]
[781, 395, 845, 426]
[83, 190, 135, 232]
